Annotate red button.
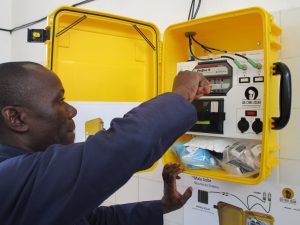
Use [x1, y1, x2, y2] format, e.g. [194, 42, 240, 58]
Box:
[245, 110, 257, 116]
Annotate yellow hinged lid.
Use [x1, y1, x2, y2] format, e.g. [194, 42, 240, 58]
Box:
[45, 6, 161, 102]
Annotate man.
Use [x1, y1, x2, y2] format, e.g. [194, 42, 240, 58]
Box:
[0, 62, 210, 225]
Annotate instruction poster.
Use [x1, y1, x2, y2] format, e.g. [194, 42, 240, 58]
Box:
[184, 175, 300, 225]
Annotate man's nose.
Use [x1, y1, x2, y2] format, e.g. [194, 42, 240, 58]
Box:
[67, 103, 77, 118]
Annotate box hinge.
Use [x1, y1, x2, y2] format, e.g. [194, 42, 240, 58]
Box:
[27, 29, 50, 43]
[158, 41, 163, 64]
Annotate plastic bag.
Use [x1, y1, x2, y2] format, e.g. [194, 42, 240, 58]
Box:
[220, 140, 261, 177]
[184, 136, 236, 153]
[172, 142, 219, 170]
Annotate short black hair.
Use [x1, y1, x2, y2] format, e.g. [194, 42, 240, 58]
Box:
[0, 61, 43, 110]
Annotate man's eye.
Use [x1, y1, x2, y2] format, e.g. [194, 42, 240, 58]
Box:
[60, 97, 66, 103]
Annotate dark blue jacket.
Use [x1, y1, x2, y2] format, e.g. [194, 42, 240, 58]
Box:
[0, 93, 196, 225]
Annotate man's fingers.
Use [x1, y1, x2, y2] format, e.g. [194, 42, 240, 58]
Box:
[163, 163, 180, 176]
[172, 70, 210, 102]
[169, 167, 183, 179]
[165, 167, 182, 183]
[163, 163, 183, 185]
[194, 82, 211, 99]
[197, 81, 211, 94]
[180, 187, 193, 204]
[164, 163, 180, 171]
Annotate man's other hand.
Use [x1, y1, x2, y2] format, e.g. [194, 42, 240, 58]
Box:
[172, 70, 210, 102]
[161, 163, 193, 214]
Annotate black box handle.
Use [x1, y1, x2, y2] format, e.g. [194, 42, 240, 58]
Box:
[272, 62, 292, 130]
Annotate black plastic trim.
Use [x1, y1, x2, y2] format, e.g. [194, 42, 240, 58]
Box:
[272, 62, 292, 130]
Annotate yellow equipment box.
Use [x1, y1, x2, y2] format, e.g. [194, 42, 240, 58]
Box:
[216, 201, 274, 225]
[29, 6, 291, 184]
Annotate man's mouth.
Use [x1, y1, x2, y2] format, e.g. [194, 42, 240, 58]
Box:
[68, 121, 76, 132]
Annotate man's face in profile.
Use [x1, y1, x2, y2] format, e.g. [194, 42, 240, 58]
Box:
[23, 64, 77, 151]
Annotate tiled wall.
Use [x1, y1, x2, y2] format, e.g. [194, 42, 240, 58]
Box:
[100, 7, 300, 225]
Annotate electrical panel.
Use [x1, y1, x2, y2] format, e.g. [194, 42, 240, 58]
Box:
[177, 50, 264, 140]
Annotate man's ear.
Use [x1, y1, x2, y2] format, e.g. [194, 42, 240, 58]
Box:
[1, 106, 29, 132]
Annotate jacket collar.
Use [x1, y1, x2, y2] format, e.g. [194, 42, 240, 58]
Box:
[0, 144, 27, 163]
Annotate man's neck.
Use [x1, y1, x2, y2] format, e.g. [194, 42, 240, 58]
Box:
[0, 133, 33, 153]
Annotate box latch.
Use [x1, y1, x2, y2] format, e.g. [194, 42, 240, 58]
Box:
[27, 29, 50, 42]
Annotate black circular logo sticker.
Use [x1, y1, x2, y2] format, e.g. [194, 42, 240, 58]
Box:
[245, 87, 258, 100]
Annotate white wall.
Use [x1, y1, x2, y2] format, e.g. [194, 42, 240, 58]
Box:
[277, 8, 300, 187]
[8, 0, 300, 62]
[10, 0, 75, 63]
[2, 1, 300, 225]
[0, 0, 12, 63]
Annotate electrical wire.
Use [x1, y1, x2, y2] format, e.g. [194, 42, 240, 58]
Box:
[8, 16, 47, 34]
[249, 202, 271, 213]
[235, 53, 248, 60]
[187, 32, 260, 70]
[194, 0, 201, 19]
[0, 0, 96, 34]
[187, 32, 228, 61]
[190, 35, 212, 53]
[72, 0, 95, 7]
[226, 193, 250, 209]
[188, 35, 213, 61]
[220, 55, 234, 61]
[190, 34, 254, 63]
[0, 28, 11, 32]
[247, 194, 271, 213]
[188, 0, 195, 21]
[188, 0, 202, 20]
[247, 194, 266, 205]
[188, 33, 236, 64]
[209, 191, 271, 213]
[188, 36, 239, 65]
[190, 34, 227, 54]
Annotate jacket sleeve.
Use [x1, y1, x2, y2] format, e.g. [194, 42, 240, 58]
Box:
[80, 201, 163, 225]
[0, 93, 196, 225]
